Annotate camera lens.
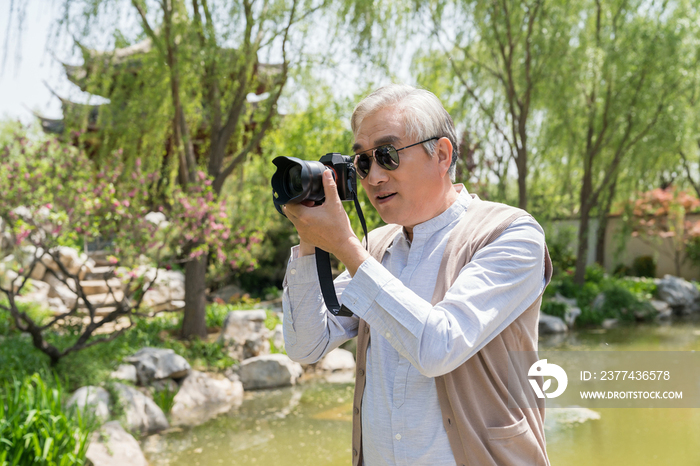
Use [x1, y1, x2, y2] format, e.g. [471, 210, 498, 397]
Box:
[285, 164, 304, 197]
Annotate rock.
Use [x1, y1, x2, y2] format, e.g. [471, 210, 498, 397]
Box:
[601, 318, 619, 329]
[650, 299, 672, 320]
[591, 292, 606, 311]
[43, 273, 78, 308]
[47, 296, 69, 315]
[0, 269, 22, 293]
[219, 310, 271, 360]
[124, 347, 191, 386]
[86, 421, 148, 466]
[110, 364, 138, 383]
[539, 312, 568, 334]
[271, 324, 284, 353]
[546, 406, 600, 428]
[238, 354, 303, 390]
[656, 275, 700, 314]
[80, 278, 121, 296]
[15, 279, 50, 308]
[318, 348, 356, 372]
[66, 386, 110, 422]
[113, 383, 169, 435]
[551, 293, 582, 328]
[170, 370, 244, 426]
[151, 378, 179, 393]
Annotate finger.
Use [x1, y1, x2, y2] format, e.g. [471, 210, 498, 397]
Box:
[322, 169, 340, 203]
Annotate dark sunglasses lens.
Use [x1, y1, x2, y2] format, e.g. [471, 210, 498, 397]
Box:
[356, 154, 371, 178]
[375, 145, 399, 170]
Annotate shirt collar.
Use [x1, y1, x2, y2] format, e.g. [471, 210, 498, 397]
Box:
[398, 184, 471, 244]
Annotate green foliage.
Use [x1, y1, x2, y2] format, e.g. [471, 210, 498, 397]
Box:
[686, 236, 700, 271]
[0, 307, 247, 391]
[0, 374, 94, 465]
[632, 255, 657, 278]
[542, 224, 577, 276]
[540, 300, 567, 320]
[547, 265, 657, 326]
[152, 385, 178, 416]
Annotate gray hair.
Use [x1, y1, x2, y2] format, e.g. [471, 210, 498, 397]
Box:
[351, 84, 459, 181]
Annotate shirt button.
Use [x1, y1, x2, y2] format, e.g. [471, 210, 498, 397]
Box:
[290, 269, 297, 275]
[353, 448, 358, 457]
[354, 407, 359, 415]
[385, 332, 391, 339]
[358, 369, 365, 376]
[395, 433, 401, 440]
[363, 327, 370, 334]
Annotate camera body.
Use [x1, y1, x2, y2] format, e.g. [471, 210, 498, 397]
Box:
[271, 153, 357, 216]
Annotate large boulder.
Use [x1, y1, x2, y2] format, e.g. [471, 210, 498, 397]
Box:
[539, 312, 568, 334]
[170, 370, 244, 427]
[318, 348, 356, 372]
[110, 364, 138, 383]
[238, 354, 303, 390]
[656, 275, 700, 314]
[124, 347, 191, 386]
[113, 383, 169, 435]
[66, 386, 110, 422]
[219, 310, 271, 360]
[86, 421, 148, 466]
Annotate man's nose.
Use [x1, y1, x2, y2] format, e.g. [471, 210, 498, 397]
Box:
[365, 158, 389, 185]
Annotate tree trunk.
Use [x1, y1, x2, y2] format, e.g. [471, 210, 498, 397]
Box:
[181, 254, 209, 339]
[594, 215, 607, 267]
[516, 147, 528, 210]
[574, 199, 593, 285]
[595, 176, 617, 266]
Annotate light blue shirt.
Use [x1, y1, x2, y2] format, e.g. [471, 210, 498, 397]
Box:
[282, 187, 547, 465]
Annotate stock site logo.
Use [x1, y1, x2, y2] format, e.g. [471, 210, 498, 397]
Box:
[528, 359, 568, 399]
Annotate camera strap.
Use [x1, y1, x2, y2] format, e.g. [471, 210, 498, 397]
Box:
[315, 192, 368, 317]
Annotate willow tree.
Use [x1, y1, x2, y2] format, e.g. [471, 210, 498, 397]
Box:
[57, 0, 328, 338]
[543, 0, 691, 285]
[414, 0, 577, 210]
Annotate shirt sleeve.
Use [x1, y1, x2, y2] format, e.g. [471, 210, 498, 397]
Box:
[282, 246, 359, 364]
[340, 217, 546, 378]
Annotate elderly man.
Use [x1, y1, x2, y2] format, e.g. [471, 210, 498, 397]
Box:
[282, 84, 552, 466]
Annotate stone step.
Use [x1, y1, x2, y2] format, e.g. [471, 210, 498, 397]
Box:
[79, 290, 125, 308]
[88, 251, 116, 267]
[83, 266, 115, 281]
[79, 278, 122, 296]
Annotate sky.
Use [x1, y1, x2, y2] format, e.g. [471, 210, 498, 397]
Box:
[0, 0, 79, 123]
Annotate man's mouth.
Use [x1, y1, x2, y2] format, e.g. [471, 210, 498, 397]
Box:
[376, 193, 397, 202]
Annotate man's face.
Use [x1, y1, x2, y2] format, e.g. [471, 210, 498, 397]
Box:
[353, 106, 449, 230]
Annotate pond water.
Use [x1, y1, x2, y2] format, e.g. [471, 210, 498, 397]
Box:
[144, 322, 700, 466]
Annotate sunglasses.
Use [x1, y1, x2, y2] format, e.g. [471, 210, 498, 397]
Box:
[353, 137, 440, 179]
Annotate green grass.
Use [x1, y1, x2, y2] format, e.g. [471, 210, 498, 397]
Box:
[0, 301, 275, 391]
[0, 373, 95, 465]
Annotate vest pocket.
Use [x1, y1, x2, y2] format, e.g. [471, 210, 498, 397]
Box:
[486, 417, 545, 465]
[486, 416, 528, 440]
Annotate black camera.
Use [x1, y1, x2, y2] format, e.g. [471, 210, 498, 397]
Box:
[271, 153, 357, 216]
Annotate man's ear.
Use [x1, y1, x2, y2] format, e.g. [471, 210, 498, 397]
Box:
[435, 137, 453, 177]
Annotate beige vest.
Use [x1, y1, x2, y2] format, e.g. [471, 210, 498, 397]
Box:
[351, 195, 553, 466]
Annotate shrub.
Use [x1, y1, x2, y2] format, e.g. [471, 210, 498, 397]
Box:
[545, 266, 656, 326]
[152, 385, 178, 416]
[632, 255, 656, 278]
[540, 300, 567, 319]
[0, 374, 94, 465]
